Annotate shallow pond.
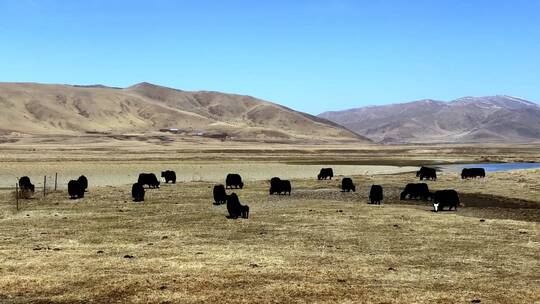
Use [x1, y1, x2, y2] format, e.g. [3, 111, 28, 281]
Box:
[439, 162, 540, 172]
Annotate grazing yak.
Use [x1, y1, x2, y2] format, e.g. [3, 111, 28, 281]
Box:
[417, 166, 437, 181]
[269, 177, 292, 195]
[78, 175, 88, 192]
[226, 173, 244, 189]
[318, 168, 334, 180]
[433, 190, 460, 212]
[68, 180, 85, 199]
[161, 170, 176, 184]
[18, 176, 35, 192]
[369, 185, 383, 204]
[138, 173, 160, 189]
[400, 183, 431, 201]
[213, 184, 227, 205]
[226, 193, 249, 219]
[132, 183, 145, 202]
[461, 168, 486, 179]
[18, 176, 35, 199]
[341, 178, 356, 192]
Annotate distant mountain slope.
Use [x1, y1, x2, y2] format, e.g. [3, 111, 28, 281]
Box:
[0, 82, 368, 143]
[319, 96, 540, 143]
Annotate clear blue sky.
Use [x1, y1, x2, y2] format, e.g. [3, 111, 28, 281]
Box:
[1, 0, 539, 114]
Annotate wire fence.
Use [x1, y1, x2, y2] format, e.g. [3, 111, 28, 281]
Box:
[13, 173, 60, 211]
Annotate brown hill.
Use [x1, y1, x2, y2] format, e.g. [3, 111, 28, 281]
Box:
[319, 96, 540, 143]
[0, 82, 368, 143]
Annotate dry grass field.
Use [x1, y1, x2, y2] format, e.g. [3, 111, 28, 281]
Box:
[0, 141, 539, 303]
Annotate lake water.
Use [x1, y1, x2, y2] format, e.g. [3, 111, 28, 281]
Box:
[439, 162, 540, 173]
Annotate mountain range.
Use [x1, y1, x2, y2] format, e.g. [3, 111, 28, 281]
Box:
[2, 82, 538, 144]
[0, 82, 366, 143]
[318, 96, 540, 143]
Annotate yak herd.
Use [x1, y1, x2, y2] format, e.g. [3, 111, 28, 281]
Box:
[16, 166, 486, 219]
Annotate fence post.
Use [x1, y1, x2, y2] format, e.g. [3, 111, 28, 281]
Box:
[43, 175, 47, 198]
[15, 182, 19, 211]
[54, 173, 58, 191]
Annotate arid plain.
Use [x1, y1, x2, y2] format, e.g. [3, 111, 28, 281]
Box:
[0, 136, 539, 303]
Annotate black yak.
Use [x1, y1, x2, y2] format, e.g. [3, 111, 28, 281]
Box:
[417, 166, 437, 181]
[226, 193, 249, 219]
[400, 183, 431, 201]
[433, 190, 460, 212]
[18, 176, 35, 199]
[138, 173, 160, 189]
[318, 168, 334, 180]
[161, 170, 176, 184]
[132, 183, 145, 202]
[18, 176, 35, 192]
[269, 177, 291, 195]
[68, 180, 85, 199]
[341, 178, 356, 192]
[226, 173, 244, 189]
[461, 168, 486, 179]
[213, 184, 227, 205]
[369, 185, 383, 204]
[78, 175, 88, 192]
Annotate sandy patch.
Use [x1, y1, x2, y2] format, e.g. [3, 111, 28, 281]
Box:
[0, 161, 417, 188]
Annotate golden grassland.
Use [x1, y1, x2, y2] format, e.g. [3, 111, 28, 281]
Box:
[0, 174, 538, 303]
[0, 142, 538, 303]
